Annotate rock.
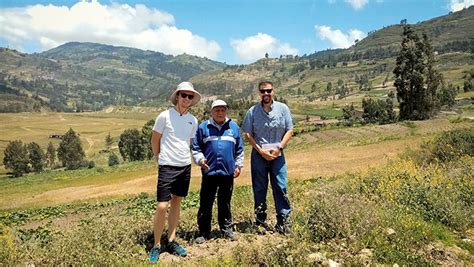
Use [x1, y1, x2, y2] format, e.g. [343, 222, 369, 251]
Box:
[307, 252, 325, 263]
[358, 248, 373, 265]
[386, 228, 396, 235]
[323, 259, 341, 267]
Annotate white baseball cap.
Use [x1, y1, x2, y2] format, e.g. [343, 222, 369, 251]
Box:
[211, 99, 228, 109]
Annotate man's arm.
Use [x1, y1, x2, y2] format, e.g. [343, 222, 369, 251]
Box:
[279, 129, 293, 150]
[151, 131, 162, 157]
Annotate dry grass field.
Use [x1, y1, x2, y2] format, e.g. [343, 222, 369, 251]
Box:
[1, 114, 470, 210]
[0, 111, 158, 173]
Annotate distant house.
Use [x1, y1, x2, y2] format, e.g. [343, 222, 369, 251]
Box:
[49, 134, 63, 139]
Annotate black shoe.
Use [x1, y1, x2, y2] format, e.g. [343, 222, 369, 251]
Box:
[256, 222, 272, 235]
[221, 230, 238, 241]
[194, 236, 206, 244]
[275, 223, 291, 235]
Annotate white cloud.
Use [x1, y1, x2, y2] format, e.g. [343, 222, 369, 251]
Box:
[345, 0, 369, 10]
[449, 0, 474, 12]
[315, 25, 366, 49]
[230, 33, 298, 63]
[0, 0, 221, 59]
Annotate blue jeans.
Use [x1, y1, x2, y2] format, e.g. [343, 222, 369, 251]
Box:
[251, 149, 291, 225]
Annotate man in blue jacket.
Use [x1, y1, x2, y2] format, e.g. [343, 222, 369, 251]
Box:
[192, 99, 244, 242]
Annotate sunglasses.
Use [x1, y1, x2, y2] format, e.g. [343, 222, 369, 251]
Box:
[179, 92, 194, 100]
[259, 89, 273, 94]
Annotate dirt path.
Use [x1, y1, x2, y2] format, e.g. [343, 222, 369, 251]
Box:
[20, 137, 420, 208]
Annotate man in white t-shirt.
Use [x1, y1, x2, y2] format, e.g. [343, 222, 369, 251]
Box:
[148, 81, 200, 264]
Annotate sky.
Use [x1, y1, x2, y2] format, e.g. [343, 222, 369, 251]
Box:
[0, 0, 472, 64]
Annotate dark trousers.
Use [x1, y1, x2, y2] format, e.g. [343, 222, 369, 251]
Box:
[251, 149, 291, 226]
[197, 174, 234, 237]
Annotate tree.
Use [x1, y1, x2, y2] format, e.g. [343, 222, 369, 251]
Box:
[118, 128, 146, 161]
[46, 142, 56, 168]
[362, 98, 396, 125]
[438, 84, 457, 109]
[3, 140, 29, 177]
[342, 103, 358, 126]
[104, 132, 113, 151]
[27, 142, 45, 172]
[57, 128, 85, 170]
[393, 25, 442, 120]
[141, 119, 155, 160]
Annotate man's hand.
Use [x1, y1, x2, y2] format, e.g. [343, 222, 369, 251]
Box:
[259, 149, 277, 161]
[200, 159, 210, 171]
[269, 149, 281, 157]
[233, 167, 241, 178]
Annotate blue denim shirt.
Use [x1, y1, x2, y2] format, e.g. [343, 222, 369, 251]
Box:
[242, 101, 293, 146]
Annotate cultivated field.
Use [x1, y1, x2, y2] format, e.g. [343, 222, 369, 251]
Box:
[0, 110, 160, 173]
[0, 115, 470, 210]
[0, 116, 472, 265]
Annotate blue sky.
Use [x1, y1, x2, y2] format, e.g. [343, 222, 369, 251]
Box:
[0, 0, 472, 64]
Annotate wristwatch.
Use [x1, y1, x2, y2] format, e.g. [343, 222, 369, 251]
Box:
[278, 145, 284, 151]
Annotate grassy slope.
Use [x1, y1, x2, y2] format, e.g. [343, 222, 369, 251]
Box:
[0, 122, 472, 266]
[1, 117, 471, 210]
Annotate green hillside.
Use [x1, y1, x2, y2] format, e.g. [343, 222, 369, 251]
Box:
[0, 43, 225, 112]
[0, 7, 473, 113]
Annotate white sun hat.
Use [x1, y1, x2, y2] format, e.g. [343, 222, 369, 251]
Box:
[171, 81, 202, 106]
[211, 99, 228, 109]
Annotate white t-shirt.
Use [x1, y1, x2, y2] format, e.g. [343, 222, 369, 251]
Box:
[153, 108, 198, 166]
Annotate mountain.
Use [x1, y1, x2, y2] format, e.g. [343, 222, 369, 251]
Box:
[191, 7, 474, 100]
[0, 7, 473, 113]
[305, 6, 474, 62]
[0, 42, 225, 112]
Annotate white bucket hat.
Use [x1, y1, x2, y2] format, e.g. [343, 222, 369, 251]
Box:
[171, 81, 201, 106]
[211, 99, 228, 109]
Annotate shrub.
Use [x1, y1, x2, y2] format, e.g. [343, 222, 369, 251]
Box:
[352, 158, 473, 232]
[0, 224, 18, 263]
[108, 153, 120, 166]
[421, 127, 473, 163]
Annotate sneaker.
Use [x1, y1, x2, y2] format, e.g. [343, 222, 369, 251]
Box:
[167, 240, 187, 257]
[195, 236, 206, 244]
[148, 245, 160, 264]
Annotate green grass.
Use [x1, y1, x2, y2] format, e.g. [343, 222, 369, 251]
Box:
[0, 160, 156, 210]
[291, 104, 343, 118]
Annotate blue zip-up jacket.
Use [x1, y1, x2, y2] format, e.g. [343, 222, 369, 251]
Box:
[192, 118, 244, 177]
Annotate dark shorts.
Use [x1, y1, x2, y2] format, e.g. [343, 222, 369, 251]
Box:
[157, 164, 191, 202]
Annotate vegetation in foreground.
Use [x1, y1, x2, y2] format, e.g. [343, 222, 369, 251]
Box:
[0, 127, 472, 265]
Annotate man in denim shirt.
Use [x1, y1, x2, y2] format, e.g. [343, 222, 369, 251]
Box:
[242, 81, 294, 234]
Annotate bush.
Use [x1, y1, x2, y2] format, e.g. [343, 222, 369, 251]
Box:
[0, 224, 18, 263]
[108, 153, 120, 166]
[87, 160, 95, 169]
[353, 158, 473, 232]
[421, 127, 473, 163]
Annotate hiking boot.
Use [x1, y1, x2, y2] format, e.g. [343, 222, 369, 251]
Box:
[256, 222, 272, 235]
[222, 230, 238, 241]
[148, 245, 160, 264]
[195, 236, 206, 244]
[166, 240, 187, 257]
[275, 223, 291, 235]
